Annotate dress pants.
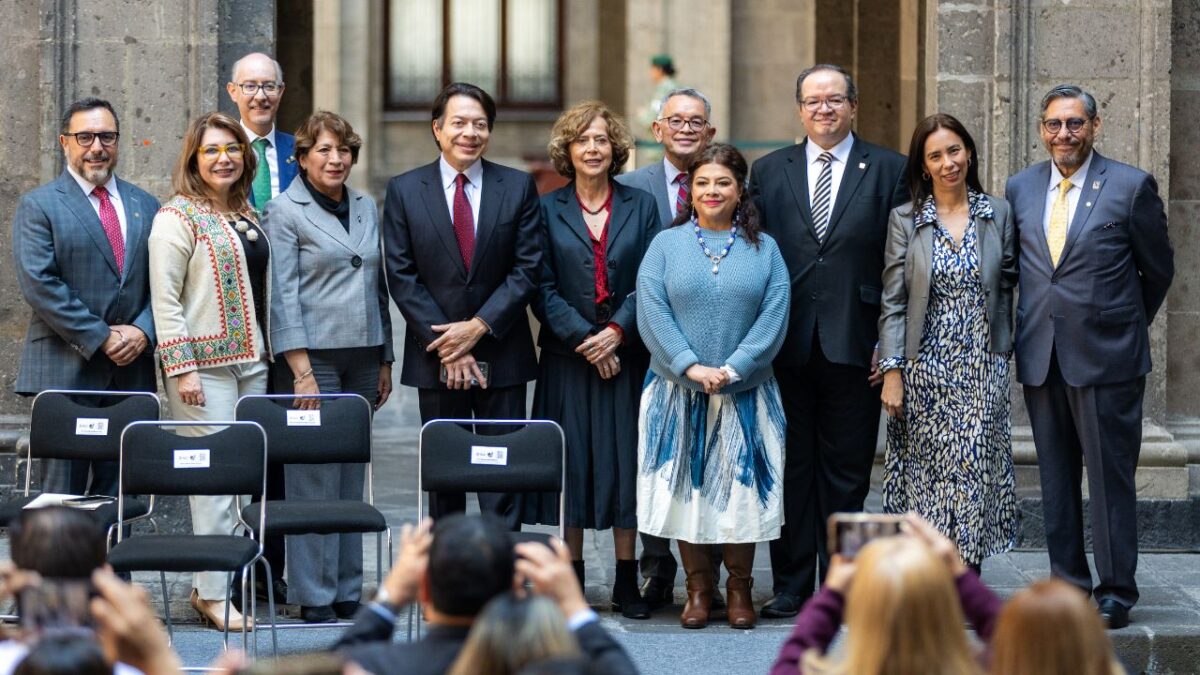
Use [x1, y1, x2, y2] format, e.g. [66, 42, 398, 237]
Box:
[1024, 349, 1144, 608]
[163, 351, 269, 601]
[770, 337, 880, 599]
[277, 346, 379, 606]
[417, 384, 527, 530]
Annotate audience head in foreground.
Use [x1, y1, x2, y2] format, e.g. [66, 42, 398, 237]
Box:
[448, 593, 581, 675]
[989, 578, 1122, 675]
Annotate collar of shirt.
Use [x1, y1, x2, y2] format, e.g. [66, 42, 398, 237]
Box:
[439, 155, 484, 191]
[805, 133, 855, 167]
[240, 121, 277, 149]
[663, 156, 687, 185]
[1048, 150, 1094, 193]
[66, 164, 121, 201]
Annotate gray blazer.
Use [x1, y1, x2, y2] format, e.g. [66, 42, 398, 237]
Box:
[264, 178, 394, 361]
[879, 193, 1016, 362]
[12, 171, 160, 394]
[615, 159, 674, 228]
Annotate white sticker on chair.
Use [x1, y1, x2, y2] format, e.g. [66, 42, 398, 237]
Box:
[286, 410, 322, 426]
[75, 418, 109, 436]
[470, 446, 508, 466]
[174, 449, 210, 468]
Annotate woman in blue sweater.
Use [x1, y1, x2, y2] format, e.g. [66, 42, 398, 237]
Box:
[636, 143, 791, 630]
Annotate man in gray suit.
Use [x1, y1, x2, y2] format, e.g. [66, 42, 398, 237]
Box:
[12, 97, 159, 496]
[1006, 85, 1174, 629]
[615, 87, 717, 609]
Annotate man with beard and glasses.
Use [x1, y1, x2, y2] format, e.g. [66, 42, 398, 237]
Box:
[11, 97, 159, 497]
[227, 52, 298, 209]
[1005, 85, 1173, 630]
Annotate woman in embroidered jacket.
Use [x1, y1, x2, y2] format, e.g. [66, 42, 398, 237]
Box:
[636, 143, 790, 630]
[877, 113, 1018, 572]
[149, 111, 272, 631]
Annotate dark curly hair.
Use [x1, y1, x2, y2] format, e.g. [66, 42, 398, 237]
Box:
[670, 143, 763, 247]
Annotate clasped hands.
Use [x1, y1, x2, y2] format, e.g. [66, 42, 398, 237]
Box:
[686, 364, 730, 395]
[429, 318, 490, 390]
[102, 325, 148, 366]
[576, 327, 622, 380]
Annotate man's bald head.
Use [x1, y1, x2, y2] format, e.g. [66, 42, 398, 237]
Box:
[226, 52, 285, 137]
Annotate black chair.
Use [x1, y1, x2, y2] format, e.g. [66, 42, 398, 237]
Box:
[0, 390, 158, 542]
[106, 420, 273, 655]
[234, 393, 389, 632]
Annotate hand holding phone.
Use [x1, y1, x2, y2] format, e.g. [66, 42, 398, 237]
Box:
[827, 513, 905, 560]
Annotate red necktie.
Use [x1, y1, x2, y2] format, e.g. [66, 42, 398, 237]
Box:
[92, 186, 125, 273]
[453, 173, 476, 271]
[674, 172, 690, 218]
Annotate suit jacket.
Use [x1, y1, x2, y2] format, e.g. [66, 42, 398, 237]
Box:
[383, 158, 542, 389]
[1005, 151, 1174, 387]
[263, 178, 394, 361]
[248, 130, 298, 209]
[534, 181, 660, 356]
[615, 159, 674, 227]
[12, 171, 160, 394]
[879, 193, 1016, 362]
[749, 134, 908, 368]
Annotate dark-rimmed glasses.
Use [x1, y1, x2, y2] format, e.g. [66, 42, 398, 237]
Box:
[63, 132, 119, 147]
[234, 81, 283, 96]
[1041, 117, 1090, 134]
[801, 96, 849, 112]
[657, 117, 709, 132]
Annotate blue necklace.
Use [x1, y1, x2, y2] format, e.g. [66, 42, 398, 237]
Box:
[694, 222, 738, 275]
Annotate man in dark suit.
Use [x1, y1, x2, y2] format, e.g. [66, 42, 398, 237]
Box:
[226, 52, 298, 208]
[336, 515, 637, 675]
[1006, 85, 1173, 630]
[749, 64, 907, 617]
[384, 82, 541, 527]
[11, 97, 159, 497]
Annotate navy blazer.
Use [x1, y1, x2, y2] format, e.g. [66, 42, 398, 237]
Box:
[1005, 151, 1174, 387]
[749, 134, 908, 368]
[534, 181, 660, 356]
[383, 158, 542, 389]
[12, 171, 160, 394]
[248, 131, 298, 209]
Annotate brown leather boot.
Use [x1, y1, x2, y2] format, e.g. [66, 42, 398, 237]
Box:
[677, 541, 713, 629]
[723, 543, 757, 629]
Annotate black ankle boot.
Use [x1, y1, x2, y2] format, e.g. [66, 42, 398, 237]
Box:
[612, 559, 650, 619]
[573, 560, 585, 589]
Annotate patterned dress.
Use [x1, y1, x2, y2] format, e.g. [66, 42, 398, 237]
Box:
[881, 195, 1017, 565]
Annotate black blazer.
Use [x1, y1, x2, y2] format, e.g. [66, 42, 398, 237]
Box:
[383, 158, 542, 389]
[749, 134, 907, 368]
[533, 182, 660, 356]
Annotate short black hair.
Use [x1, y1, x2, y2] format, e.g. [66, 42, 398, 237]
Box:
[427, 514, 514, 618]
[430, 82, 497, 147]
[11, 507, 107, 579]
[794, 64, 858, 105]
[13, 634, 110, 675]
[61, 97, 119, 135]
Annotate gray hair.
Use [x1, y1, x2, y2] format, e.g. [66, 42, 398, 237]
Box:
[1040, 84, 1098, 119]
[661, 87, 713, 120]
[230, 53, 284, 83]
[795, 64, 858, 104]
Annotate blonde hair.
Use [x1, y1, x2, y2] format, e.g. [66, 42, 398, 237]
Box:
[804, 537, 982, 675]
[170, 111, 258, 217]
[990, 579, 1122, 675]
[447, 594, 580, 675]
[546, 100, 633, 178]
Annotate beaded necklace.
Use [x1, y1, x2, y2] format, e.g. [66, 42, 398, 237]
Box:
[693, 220, 738, 275]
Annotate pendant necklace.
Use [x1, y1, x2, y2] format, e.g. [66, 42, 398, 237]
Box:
[694, 223, 738, 275]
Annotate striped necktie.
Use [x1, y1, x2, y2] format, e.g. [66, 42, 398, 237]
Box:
[812, 151, 834, 241]
[674, 172, 689, 219]
[1047, 178, 1072, 267]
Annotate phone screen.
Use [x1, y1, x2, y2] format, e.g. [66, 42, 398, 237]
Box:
[18, 579, 96, 635]
[828, 514, 904, 559]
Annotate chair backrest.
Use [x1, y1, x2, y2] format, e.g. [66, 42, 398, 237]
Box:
[419, 419, 564, 494]
[118, 421, 266, 498]
[29, 390, 161, 462]
[234, 394, 372, 464]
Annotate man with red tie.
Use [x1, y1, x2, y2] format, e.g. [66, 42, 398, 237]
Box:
[383, 83, 542, 528]
[12, 97, 160, 496]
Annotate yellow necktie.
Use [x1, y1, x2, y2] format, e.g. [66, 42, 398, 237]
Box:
[1047, 178, 1072, 267]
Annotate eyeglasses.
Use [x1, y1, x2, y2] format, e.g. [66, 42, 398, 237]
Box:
[657, 117, 709, 132]
[199, 143, 245, 160]
[63, 132, 119, 147]
[801, 96, 849, 112]
[1041, 117, 1091, 134]
[235, 81, 283, 96]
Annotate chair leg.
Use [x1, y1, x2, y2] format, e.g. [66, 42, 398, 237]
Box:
[223, 572, 232, 652]
[159, 572, 173, 645]
[376, 531, 383, 590]
[247, 563, 255, 658]
[259, 557, 278, 657]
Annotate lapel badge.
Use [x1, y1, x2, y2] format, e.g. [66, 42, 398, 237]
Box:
[1085, 202, 1092, 208]
[1092, 181, 1100, 190]
[858, 162, 867, 170]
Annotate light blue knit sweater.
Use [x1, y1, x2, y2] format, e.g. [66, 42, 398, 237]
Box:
[636, 226, 791, 394]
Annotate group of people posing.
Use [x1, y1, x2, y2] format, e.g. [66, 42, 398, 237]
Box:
[12, 53, 1173, 637]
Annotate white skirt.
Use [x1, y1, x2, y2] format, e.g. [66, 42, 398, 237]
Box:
[636, 373, 785, 544]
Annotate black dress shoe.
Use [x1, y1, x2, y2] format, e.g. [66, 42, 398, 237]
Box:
[760, 592, 803, 619]
[301, 605, 337, 624]
[640, 577, 675, 610]
[332, 600, 361, 620]
[1098, 599, 1130, 629]
[256, 577, 288, 602]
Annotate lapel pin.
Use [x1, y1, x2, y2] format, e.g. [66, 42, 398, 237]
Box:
[1085, 201, 1092, 208]
[1092, 181, 1100, 190]
[858, 162, 867, 170]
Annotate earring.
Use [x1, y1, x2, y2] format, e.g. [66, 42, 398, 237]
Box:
[922, 171, 930, 181]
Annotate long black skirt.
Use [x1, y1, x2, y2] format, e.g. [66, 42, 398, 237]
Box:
[520, 349, 647, 530]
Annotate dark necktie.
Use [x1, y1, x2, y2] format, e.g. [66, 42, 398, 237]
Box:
[92, 186, 125, 273]
[674, 172, 689, 218]
[453, 173, 476, 270]
[812, 152, 834, 241]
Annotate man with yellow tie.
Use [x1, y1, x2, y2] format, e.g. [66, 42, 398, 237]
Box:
[1005, 85, 1174, 630]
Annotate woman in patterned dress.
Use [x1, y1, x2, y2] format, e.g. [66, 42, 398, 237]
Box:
[877, 113, 1017, 572]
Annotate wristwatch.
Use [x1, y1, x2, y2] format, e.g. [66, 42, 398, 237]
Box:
[374, 586, 402, 615]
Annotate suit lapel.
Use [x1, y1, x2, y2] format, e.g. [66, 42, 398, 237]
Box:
[782, 143, 816, 242]
[646, 161, 673, 227]
[824, 138, 869, 244]
[1024, 162, 1054, 267]
[419, 162, 467, 277]
[1057, 153, 1107, 268]
[276, 133, 298, 193]
[116, 178, 145, 281]
[299, 189, 355, 252]
[556, 186, 592, 248]
[349, 191, 370, 250]
[469, 160, 506, 282]
[607, 184, 635, 246]
[56, 172, 120, 278]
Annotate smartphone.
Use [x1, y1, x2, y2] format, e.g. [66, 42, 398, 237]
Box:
[827, 513, 905, 559]
[18, 579, 97, 634]
[439, 361, 490, 387]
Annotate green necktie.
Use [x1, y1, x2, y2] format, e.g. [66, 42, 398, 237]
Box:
[251, 137, 272, 207]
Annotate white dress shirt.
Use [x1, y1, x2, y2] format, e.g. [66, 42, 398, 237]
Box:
[241, 122, 280, 198]
[1043, 151, 1094, 236]
[663, 157, 688, 220]
[67, 165, 128, 240]
[439, 155, 484, 233]
[805, 133, 856, 211]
